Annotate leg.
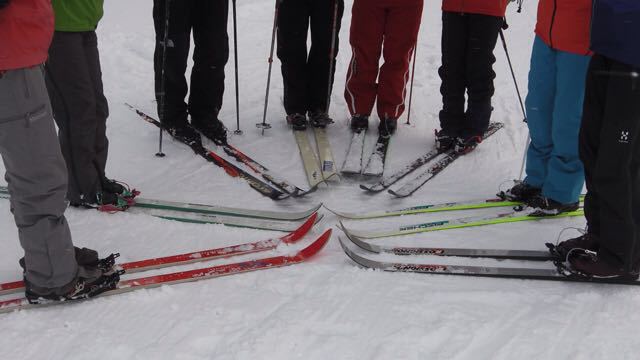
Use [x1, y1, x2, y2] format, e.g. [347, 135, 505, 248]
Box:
[376, 0, 423, 120]
[589, 58, 640, 269]
[523, 36, 556, 189]
[190, 0, 229, 119]
[153, 0, 193, 125]
[579, 56, 607, 237]
[438, 12, 468, 135]
[344, 0, 385, 117]
[543, 50, 591, 204]
[464, 14, 503, 137]
[277, 0, 311, 115]
[45, 32, 102, 203]
[307, 0, 344, 113]
[0, 67, 77, 291]
[83, 31, 110, 179]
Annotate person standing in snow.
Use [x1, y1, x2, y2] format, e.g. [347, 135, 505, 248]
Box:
[435, 0, 509, 154]
[45, 0, 135, 210]
[153, 0, 229, 146]
[0, 0, 119, 302]
[500, 0, 592, 216]
[344, 0, 424, 137]
[277, 0, 344, 130]
[553, 0, 640, 279]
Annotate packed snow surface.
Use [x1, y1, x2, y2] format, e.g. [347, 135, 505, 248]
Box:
[2, 1, 638, 359]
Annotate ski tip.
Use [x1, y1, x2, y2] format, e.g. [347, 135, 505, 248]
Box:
[387, 189, 409, 198]
[282, 212, 318, 244]
[342, 228, 380, 254]
[296, 229, 332, 260]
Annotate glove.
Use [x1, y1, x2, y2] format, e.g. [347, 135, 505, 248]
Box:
[0, 0, 8, 9]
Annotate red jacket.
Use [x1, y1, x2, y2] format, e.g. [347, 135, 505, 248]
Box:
[442, 0, 509, 17]
[0, 0, 54, 71]
[535, 0, 592, 55]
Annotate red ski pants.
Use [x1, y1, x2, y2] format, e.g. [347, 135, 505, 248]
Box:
[344, 0, 423, 121]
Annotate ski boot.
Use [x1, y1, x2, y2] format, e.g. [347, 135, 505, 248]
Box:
[103, 178, 139, 206]
[546, 233, 599, 261]
[567, 250, 639, 280]
[308, 111, 334, 128]
[524, 194, 580, 216]
[350, 114, 369, 133]
[497, 180, 541, 202]
[454, 134, 483, 154]
[192, 115, 228, 145]
[166, 122, 202, 149]
[378, 117, 397, 138]
[287, 113, 308, 131]
[25, 266, 121, 304]
[434, 129, 457, 152]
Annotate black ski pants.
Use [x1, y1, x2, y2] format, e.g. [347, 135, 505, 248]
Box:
[45, 31, 109, 204]
[579, 54, 640, 271]
[153, 0, 229, 126]
[277, 0, 344, 116]
[438, 12, 503, 138]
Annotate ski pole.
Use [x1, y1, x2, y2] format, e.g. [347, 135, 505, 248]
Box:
[406, 42, 418, 125]
[324, 0, 340, 114]
[232, 0, 242, 135]
[499, 26, 529, 180]
[156, 0, 171, 158]
[257, 0, 282, 135]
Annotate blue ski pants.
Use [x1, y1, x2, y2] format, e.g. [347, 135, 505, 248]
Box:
[523, 36, 591, 204]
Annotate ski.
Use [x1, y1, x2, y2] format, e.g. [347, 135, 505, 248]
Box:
[338, 236, 640, 285]
[128, 207, 324, 232]
[362, 135, 391, 177]
[221, 143, 310, 196]
[389, 123, 504, 198]
[359, 148, 440, 192]
[293, 129, 325, 188]
[0, 213, 318, 297]
[326, 195, 586, 220]
[0, 229, 332, 313]
[340, 208, 585, 239]
[313, 127, 339, 181]
[0, 186, 321, 222]
[340, 129, 367, 175]
[126, 104, 289, 200]
[340, 225, 553, 261]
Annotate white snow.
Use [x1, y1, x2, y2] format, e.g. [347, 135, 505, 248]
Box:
[2, 1, 638, 359]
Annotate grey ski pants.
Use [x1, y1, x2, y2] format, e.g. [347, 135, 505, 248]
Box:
[0, 66, 77, 290]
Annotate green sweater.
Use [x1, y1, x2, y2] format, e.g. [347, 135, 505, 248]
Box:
[52, 0, 104, 32]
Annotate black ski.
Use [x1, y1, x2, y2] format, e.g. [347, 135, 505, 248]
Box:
[338, 237, 640, 285]
[126, 104, 288, 200]
[389, 122, 504, 198]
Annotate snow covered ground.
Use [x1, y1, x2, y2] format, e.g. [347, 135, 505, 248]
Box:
[2, 1, 639, 359]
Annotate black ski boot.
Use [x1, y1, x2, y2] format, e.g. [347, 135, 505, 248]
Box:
[287, 113, 308, 131]
[434, 129, 457, 152]
[454, 135, 483, 154]
[308, 111, 334, 128]
[192, 115, 228, 145]
[378, 117, 397, 138]
[547, 233, 600, 260]
[567, 250, 639, 280]
[166, 123, 202, 148]
[25, 266, 121, 304]
[102, 178, 139, 203]
[525, 194, 580, 216]
[350, 114, 369, 133]
[498, 180, 541, 202]
[70, 191, 130, 212]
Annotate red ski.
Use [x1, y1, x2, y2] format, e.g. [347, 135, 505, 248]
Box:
[0, 213, 318, 297]
[0, 228, 331, 313]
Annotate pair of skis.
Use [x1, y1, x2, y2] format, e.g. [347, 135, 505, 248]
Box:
[341, 129, 392, 177]
[360, 122, 504, 197]
[0, 214, 332, 313]
[338, 228, 638, 285]
[127, 104, 309, 199]
[0, 186, 321, 232]
[293, 126, 339, 189]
